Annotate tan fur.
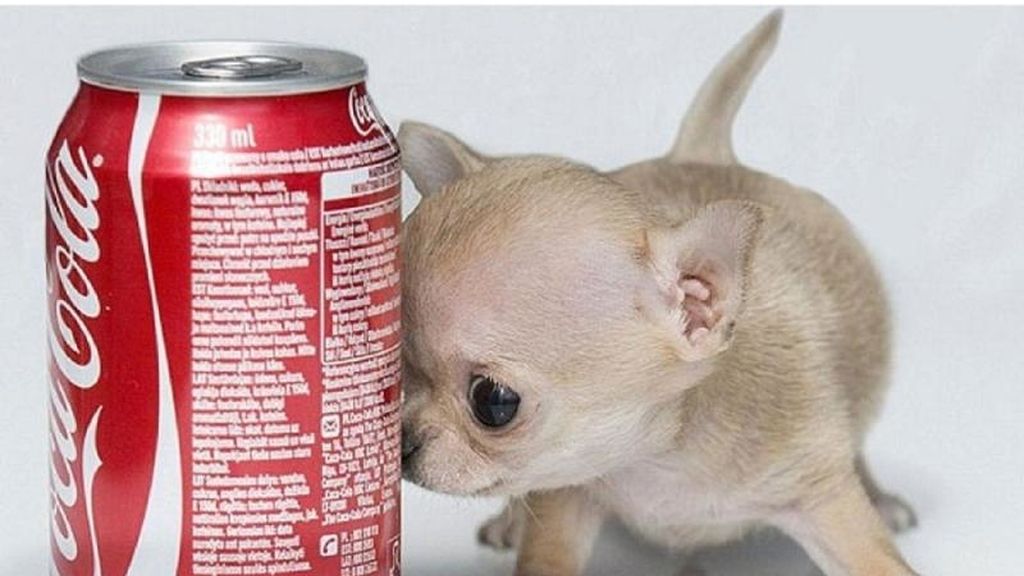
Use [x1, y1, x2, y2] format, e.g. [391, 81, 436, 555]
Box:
[400, 11, 917, 576]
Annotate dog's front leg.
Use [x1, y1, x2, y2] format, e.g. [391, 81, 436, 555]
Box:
[775, 474, 918, 576]
[514, 488, 604, 576]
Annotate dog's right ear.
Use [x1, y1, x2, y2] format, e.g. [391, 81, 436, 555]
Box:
[643, 201, 764, 362]
[398, 121, 487, 198]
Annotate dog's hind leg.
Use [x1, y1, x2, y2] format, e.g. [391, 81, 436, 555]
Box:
[856, 455, 918, 533]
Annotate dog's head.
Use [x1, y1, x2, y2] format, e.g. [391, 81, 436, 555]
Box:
[399, 10, 780, 497]
[398, 124, 761, 496]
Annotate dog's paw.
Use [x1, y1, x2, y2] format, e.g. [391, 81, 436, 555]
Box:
[872, 492, 918, 533]
[478, 502, 525, 551]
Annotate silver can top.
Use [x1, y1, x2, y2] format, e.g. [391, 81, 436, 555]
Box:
[78, 41, 367, 96]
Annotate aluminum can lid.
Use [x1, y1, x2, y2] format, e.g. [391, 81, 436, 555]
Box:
[78, 41, 367, 96]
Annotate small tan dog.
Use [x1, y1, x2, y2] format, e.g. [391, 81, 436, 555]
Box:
[399, 11, 918, 576]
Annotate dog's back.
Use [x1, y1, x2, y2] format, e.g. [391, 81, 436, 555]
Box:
[608, 9, 890, 446]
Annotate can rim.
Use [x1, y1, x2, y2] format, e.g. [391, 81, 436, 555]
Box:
[78, 40, 368, 97]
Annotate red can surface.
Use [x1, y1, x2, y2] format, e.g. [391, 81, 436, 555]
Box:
[46, 43, 401, 576]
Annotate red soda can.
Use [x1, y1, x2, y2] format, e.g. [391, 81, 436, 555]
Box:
[46, 42, 402, 576]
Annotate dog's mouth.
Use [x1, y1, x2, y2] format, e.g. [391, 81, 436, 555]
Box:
[403, 456, 508, 497]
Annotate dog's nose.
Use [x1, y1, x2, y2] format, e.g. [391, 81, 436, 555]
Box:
[401, 425, 422, 461]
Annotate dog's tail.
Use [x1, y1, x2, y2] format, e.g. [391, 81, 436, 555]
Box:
[667, 9, 783, 166]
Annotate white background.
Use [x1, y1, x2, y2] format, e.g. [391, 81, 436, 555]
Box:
[2, 6, 1023, 575]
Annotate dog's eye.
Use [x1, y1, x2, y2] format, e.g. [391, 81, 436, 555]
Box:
[469, 375, 520, 428]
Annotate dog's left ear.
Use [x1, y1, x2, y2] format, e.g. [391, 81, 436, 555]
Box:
[644, 200, 764, 362]
[398, 121, 487, 198]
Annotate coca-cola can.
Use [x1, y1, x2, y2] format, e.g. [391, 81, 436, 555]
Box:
[46, 42, 401, 576]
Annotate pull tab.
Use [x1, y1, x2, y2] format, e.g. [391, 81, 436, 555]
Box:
[181, 55, 303, 80]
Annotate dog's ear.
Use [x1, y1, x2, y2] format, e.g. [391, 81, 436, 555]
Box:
[398, 121, 487, 198]
[644, 201, 763, 361]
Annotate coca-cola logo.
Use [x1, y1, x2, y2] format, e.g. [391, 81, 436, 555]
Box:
[46, 140, 103, 563]
[349, 86, 382, 137]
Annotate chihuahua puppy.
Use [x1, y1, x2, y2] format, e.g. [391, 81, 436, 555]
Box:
[399, 10, 918, 576]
